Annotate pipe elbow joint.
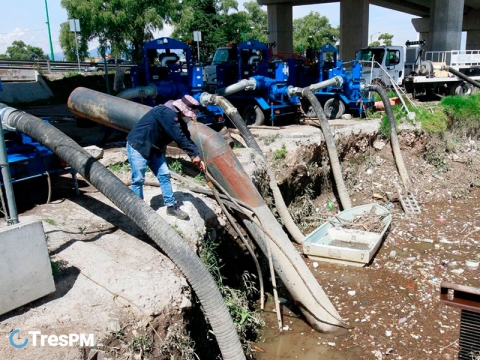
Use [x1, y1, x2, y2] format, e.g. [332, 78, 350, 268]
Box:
[146, 84, 158, 98]
[334, 76, 344, 87]
[245, 78, 258, 91]
[0, 106, 17, 131]
[286, 86, 302, 98]
[198, 92, 216, 106]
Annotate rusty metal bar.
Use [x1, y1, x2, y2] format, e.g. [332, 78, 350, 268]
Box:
[440, 282, 480, 313]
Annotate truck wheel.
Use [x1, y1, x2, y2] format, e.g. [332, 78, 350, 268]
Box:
[324, 98, 345, 119]
[301, 99, 316, 118]
[242, 105, 265, 126]
[450, 83, 466, 96]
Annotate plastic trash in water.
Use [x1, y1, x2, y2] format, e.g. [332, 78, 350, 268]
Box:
[385, 203, 393, 210]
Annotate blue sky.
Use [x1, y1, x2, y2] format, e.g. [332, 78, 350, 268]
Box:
[0, 0, 420, 60]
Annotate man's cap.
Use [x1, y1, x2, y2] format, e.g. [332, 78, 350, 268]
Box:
[173, 95, 200, 120]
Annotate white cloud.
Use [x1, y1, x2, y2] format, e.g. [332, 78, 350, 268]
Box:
[152, 24, 174, 39]
[0, 27, 62, 55]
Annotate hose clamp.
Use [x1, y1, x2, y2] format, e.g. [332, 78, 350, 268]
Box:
[0, 106, 17, 131]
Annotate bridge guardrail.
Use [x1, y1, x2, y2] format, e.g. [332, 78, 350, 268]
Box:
[0, 60, 133, 81]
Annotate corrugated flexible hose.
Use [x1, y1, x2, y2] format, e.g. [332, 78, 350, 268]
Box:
[0, 103, 245, 360]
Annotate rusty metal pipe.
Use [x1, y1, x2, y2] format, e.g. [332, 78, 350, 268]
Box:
[199, 92, 306, 244]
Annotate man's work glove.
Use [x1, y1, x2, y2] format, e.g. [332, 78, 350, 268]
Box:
[192, 156, 206, 173]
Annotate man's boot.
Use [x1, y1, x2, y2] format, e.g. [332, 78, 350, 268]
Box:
[166, 204, 189, 220]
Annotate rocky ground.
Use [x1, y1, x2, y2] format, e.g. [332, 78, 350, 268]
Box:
[0, 103, 479, 359]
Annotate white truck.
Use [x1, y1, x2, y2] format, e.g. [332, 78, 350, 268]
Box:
[355, 40, 480, 98]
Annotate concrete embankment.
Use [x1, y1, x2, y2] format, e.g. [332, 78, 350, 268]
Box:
[0, 69, 54, 103]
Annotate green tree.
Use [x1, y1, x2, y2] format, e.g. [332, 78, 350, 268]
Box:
[171, 0, 231, 62]
[61, 0, 178, 62]
[240, 2, 268, 43]
[369, 34, 394, 47]
[215, 1, 267, 46]
[59, 22, 90, 61]
[171, 0, 268, 61]
[378, 33, 394, 46]
[3, 40, 47, 60]
[293, 12, 339, 54]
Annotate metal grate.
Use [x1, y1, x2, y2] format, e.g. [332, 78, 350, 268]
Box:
[439, 282, 480, 360]
[458, 310, 480, 360]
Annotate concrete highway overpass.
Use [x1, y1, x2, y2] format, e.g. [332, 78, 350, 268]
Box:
[257, 0, 480, 60]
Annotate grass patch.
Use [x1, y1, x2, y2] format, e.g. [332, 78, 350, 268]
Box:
[373, 90, 397, 102]
[169, 160, 183, 175]
[272, 143, 287, 160]
[50, 260, 67, 276]
[199, 237, 264, 355]
[413, 107, 448, 134]
[378, 103, 448, 137]
[378, 104, 403, 138]
[43, 218, 56, 225]
[129, 335, 153, 355]
[440, 94, 480, 136]
[108, 161, 131, 173]
[194, 173, 206, 185]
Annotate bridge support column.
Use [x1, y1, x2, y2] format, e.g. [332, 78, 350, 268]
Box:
[464, 9, 480, 50]
[339, 0, 368, 60]
[267, 3, 293, 55]
[428, 0, 463, 51]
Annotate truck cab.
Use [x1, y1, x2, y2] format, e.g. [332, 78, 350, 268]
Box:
[355, 46, 404, 87]
[203, 45, 237, 92]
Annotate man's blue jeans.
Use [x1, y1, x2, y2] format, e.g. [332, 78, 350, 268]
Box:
[126, 142, 175, 206]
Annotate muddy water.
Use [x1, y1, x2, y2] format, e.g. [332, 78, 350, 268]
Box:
[254, 299, 357, 360]
[253, 284, 363, 359]
[253, 188, 480, 359]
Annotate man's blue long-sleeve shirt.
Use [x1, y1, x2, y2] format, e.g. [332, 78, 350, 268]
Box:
[126, 104, 200, 160]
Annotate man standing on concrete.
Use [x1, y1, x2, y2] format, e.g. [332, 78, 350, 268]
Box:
[126, 95, 206, 220]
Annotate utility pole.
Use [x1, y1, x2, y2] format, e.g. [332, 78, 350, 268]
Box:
[370, 32, 381, 45]
[44, 0, 55, 61]
[193, 31, 202, 64]
[69, 19, 81, 72]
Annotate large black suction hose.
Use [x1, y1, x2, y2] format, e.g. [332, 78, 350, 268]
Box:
[297, 88, 352, 210]
[365, 84, 411, 189]
[0, 103, 245, 360]
[199, 93, 306, 244]
[440, 65, 480, 89]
